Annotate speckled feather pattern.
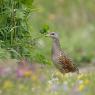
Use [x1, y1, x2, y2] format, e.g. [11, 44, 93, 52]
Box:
[51, 35, 79, 74]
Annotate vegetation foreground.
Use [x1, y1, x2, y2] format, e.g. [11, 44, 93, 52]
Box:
[0, 60, 95, 95]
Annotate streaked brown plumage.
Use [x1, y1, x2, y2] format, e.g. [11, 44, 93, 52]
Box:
[47, 32, 79, 74]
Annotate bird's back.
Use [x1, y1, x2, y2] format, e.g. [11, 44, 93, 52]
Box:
[59, 52, 79, 73]
[52, 50, 79, 74]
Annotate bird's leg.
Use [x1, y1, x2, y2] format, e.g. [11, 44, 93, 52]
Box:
[76, 68, 80, 74]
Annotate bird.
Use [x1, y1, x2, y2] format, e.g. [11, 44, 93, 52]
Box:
[46, 32, 79, 74]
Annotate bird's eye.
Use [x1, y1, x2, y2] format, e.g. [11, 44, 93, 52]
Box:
[51, 33, 55, 35]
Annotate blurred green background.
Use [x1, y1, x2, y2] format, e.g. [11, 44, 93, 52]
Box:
[32, 0, 95, 66]
[0, 0, 95, 95]
[0, 0, 95, 65]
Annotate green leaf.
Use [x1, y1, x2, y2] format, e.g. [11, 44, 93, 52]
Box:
[40, 24, 49, 34]
[20, 0, 34, 8]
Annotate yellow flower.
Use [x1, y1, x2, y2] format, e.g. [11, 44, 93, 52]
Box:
[78, 84, 85, 91]
[65, 73, 72, 78]
[77, 74, 84, 79]
[3, 80, 13, 89]
[84, 79, 89, 85]
[24, 71, 32, 77]
[55, 71, 63, 78]
[31, 74, 37, 81]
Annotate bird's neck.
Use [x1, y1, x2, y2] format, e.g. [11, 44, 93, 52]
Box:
[52, 38, 61, 55]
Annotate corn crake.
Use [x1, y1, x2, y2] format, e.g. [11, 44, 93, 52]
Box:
[46, 32, 79, 74]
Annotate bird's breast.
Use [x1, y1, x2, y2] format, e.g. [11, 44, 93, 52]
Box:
[52, 51, 62, 64]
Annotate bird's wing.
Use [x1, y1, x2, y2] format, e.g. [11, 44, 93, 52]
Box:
[58, 52, 79, 73]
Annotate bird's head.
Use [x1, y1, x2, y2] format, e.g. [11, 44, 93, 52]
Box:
[46, 32, 59, 39]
